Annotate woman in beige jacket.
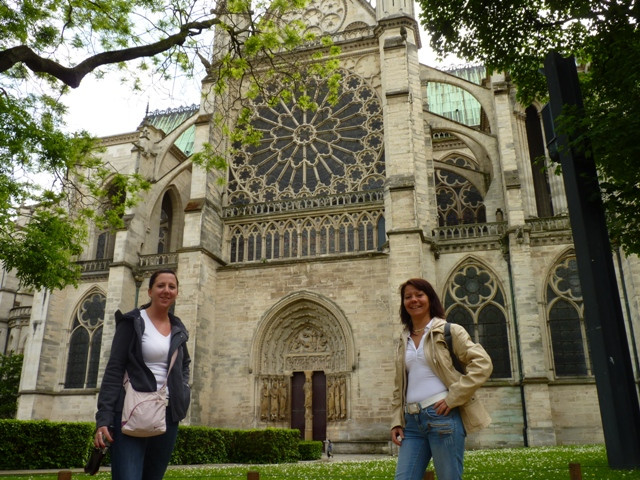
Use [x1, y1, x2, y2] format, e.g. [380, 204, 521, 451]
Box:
[391, 278, 492, 480]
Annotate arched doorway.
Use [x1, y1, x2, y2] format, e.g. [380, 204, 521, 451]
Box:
[251, 292, 355, 441]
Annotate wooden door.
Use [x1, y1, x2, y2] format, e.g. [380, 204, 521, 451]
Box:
[312, 371, 327, 441]
[291, 372, 305, 438]
[291, 371, 327, 440]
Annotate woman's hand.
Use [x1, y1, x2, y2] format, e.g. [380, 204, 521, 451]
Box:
[434, 399, 451, 416]
[391, 426, 404, 446]
[94, 426, 113, 448]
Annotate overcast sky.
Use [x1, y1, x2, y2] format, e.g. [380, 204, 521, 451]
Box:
[62, 11, 464, 137]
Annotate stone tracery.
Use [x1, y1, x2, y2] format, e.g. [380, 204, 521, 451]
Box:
[226, 69, 384, 206]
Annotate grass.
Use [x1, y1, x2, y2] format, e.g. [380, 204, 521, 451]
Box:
[0, 445, 639, 479]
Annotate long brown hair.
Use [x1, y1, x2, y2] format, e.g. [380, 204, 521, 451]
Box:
[399, 278, 446, 330]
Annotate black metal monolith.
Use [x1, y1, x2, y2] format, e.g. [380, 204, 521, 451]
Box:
[542, 51, 640, 468]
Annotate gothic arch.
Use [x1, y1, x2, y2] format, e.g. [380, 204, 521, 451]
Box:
[92, 179, 123, 260]
[145, 185, 184, 255]
[64, 287, 107, 389]
[250, 291, 356, 376]
[435, 167, 487, 226]
[544, 249, 590, 377]
[429, 124, 496, 175]
[440, 153, 481, 171]
[442, 256, 513, 379]
[539, 247, 578, 301]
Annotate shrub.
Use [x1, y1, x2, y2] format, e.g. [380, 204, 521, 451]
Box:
[0, 421, 302, 469]
[299, 440, 323, 460]
[227, 428, 301, 464]
[170, 425, 227, 465]
[0, 419, 94, 469]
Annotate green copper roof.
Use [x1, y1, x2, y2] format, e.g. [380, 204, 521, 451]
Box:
[144, 104, 199, 156]
[425, 65, 486, 128]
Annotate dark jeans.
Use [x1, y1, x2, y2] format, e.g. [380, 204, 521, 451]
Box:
[110, 408, 179, 480]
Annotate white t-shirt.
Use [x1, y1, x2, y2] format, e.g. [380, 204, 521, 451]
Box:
[141, 309, 171, 390]
[405, 321, 447, 403]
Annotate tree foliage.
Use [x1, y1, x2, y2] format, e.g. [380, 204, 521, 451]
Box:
[417, 0, 640, 254]
[0, 353, 23, 419]
[0, 0, 339, 290]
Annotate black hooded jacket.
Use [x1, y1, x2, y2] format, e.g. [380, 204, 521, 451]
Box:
[95, 308, 191, 429]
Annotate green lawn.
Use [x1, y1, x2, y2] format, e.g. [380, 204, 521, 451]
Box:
[1, 444, 638, 479]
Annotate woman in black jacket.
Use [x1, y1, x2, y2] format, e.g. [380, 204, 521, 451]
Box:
[94, 269, 191, 480]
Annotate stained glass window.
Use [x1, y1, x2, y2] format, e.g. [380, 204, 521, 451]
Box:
[547, 254, 590, 377]
[158, 192, 172, 253]
[65, 292, 106, 389]
[436, 169, 486, 227]
[444, 263, 511, 379]
[227, 69, 384, 205]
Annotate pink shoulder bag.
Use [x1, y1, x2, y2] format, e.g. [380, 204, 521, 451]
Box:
[121, 350, 178, 437]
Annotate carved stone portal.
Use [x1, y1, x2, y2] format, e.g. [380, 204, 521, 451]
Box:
[251, 293, 356, 429]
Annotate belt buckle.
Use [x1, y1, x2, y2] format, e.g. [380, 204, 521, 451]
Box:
[406, 402, 421, 414]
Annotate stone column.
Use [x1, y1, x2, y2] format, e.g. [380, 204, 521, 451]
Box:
[304, 371, 313, 441]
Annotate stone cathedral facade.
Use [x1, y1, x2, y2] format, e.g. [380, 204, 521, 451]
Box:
[4, 0, 640, 453]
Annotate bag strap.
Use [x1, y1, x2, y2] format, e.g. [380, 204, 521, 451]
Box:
[165, 350, 179, 382]
[444, 322, 466, 374]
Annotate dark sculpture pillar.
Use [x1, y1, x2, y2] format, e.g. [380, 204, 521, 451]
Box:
[543, 51, 640, 468]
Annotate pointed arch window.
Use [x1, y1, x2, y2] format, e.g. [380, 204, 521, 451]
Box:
[95, 184, 124, 260]
[435, 169, 486, 227]
[547, 254, 591, 377]
[64, 292, 106, 389]
[95, 231, 115, 260]
[525, 105, 554, 217]
[444, 262, 511, 379]
[230, 227, 245, 262]
[158, 192, 173, 254]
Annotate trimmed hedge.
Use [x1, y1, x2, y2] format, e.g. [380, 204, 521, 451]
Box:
[170, 425, 227, 465]
[299, 440, 323, 460]
[0, 419, 95, 470]
[0, 420, 303, 470]
[226, 428, 301, 464]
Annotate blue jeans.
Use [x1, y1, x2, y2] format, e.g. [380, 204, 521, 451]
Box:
[110, 408, 179, 480]
[394, 406, 466, 480]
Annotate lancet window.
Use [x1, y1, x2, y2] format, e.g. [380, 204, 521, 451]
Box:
[64, 292, 106, 389]
[229, 210, 385, 263]
[158, 192, 172, 253]
[444, 262, 512, 379]
[546, 254, 591, 377]
[94, 183, 123, 260]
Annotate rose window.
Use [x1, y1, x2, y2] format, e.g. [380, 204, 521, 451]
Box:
[226, 70, 385, 205]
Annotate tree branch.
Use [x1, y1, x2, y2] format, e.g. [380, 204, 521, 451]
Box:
[0, 18, 221, 88]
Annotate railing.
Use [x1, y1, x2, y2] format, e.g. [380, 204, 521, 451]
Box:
[8, 306, 31, 320]
[432, 216, 571, 242]
[224, 190, 384, 218]
[78, 258, 112, 275]
[526, 215, 571, 232]
[138, 253, 178, 268]
[432, 221, 507, 240]
[76, 254, 177, 277]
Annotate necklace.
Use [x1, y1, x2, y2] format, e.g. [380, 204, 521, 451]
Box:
[412, 326, 426, 335]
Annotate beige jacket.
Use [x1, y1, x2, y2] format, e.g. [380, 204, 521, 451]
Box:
[390, 317, 493, 433]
